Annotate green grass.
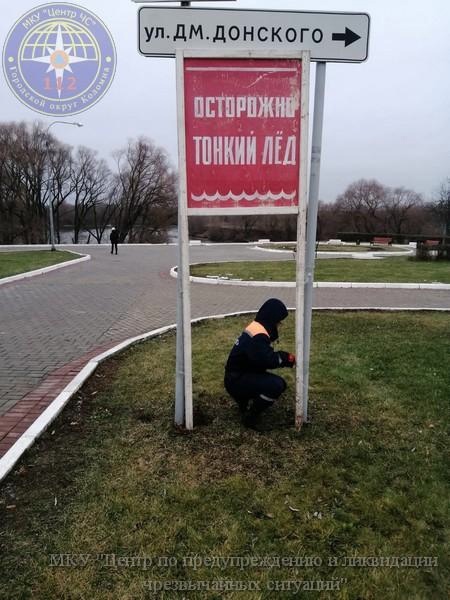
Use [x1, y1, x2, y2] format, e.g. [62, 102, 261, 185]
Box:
[0, 312, 449, 599]
[0, 250, 78, 279]
[191, 256, 450, 283]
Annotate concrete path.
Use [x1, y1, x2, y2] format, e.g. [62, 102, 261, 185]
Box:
[0, 244, 449, 456]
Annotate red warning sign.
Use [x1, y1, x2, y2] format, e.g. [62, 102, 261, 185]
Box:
[183, 57, 303, 214]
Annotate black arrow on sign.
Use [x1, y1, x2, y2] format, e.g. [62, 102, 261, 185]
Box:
[332, 27, 361, 47]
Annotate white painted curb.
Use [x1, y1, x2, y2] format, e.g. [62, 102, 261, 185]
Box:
[0, 250, 90, 286]
[0, 323, 173, 483]
[1, 305, 450, 482]
[253, 244, 414, 259]
[0, 242, 257, 249]
[169, 265, 450, 290]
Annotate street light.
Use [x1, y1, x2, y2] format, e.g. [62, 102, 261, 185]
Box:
[45, 121, 83, 250]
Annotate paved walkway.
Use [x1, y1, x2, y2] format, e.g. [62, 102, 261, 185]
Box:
[1, 244, 449, 457]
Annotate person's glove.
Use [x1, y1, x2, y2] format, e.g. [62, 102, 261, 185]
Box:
[279, 351, 296, 368]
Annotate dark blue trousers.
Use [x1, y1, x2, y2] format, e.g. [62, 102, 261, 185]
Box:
[224, 371, 286, 404]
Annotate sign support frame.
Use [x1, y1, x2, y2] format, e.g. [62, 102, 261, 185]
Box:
[175, 48, 310, 430]
[176, 49, 194, 430]
[295, 51, 310, 430]
[303, 61, 327, 424]
[174, 204, 186, 427]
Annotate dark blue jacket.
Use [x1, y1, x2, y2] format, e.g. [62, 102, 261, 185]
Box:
[225, 299, 289, 374]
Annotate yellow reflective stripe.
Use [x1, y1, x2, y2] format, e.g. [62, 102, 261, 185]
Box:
[245, 321, 269, 338]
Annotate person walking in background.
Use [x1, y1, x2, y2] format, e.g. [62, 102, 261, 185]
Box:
[110, 227, 119, 255]
[224, 298, 296, 430]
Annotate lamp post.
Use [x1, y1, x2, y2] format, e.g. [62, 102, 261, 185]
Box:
[45, 121, 83, 250]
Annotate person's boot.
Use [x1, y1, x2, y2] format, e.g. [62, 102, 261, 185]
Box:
[242, 396, 274, 430]
[236, 398, 249, 414]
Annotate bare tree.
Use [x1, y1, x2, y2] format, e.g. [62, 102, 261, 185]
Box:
[0, 124, 23, 243]
[46, 140, 74, 243]
[70, 147, 112, 243]
[113, 137, 177, 243]
[0, 124, 181, 245]
[335, 179, 386, 233]
[430, 178, 450, 237]
[383, 187, 422, 235]
[0, 122, 73, 243]
[86, 187, 118, 244]
[10, 122, 49, 243]
[317, 201, 343, 240]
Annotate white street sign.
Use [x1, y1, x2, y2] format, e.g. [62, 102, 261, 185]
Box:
[139, 7, 370, 63]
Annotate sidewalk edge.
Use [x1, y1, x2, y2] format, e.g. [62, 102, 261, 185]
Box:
[0, 251, 90, 286]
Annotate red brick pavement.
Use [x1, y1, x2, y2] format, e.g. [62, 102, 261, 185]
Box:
[0, 342, 115, 458]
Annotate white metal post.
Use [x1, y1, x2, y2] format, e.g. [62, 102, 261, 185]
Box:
[175, 204, 185, 426]
[303, 61, 326, 423]
[173, 0, 190, 427]
[175, 50, 193, 430]
[180, 205, 193, 430]
[295, 51, 310, 431]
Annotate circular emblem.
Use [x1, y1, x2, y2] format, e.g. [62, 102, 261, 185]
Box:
[2, 3, 116, 116]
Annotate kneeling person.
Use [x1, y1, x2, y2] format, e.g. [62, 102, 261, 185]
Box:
[224, 298, 295, 429]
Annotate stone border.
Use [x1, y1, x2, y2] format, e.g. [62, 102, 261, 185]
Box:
[1, 306, 450, 482]
[170, 264, 450, 290]
[253, 244, 414, 259]
[0, 249, 90, 286]
[254, 242, 415, 260]
[0, 242, 257, 248]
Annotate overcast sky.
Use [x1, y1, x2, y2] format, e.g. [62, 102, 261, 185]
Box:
[1, 0, 449, 202]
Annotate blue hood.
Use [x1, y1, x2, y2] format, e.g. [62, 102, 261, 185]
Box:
[255, 298, 288, 341]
